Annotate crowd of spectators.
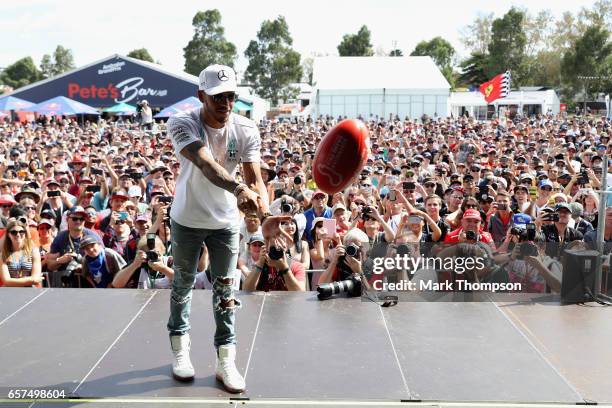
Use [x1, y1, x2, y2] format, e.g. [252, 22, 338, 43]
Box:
[0, 111, 610, 294]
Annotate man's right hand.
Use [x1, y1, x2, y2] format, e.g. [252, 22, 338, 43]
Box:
[58, 253, 76, 264]
[236, 186, 260, 217]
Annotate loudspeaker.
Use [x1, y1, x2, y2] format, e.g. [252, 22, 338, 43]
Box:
[561, 249, 599, 304]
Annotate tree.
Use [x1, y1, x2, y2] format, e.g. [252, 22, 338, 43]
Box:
[244, 16, 303, 105]
[40, 54, 55, 78]
[459, 13, 494, 54]
[561, 24, 612, 98]
[53, 45, 75, 74]
[487, 8, 527, 84]
[301, 56, 314, 85]
[39, 45, 75, 79]
[389, 49, 403, 56]
[183, 9, 237, 75]
[337, 25, 374, 56]
[127, 48, 154, 63]
[0, 57, 42, 89]
[410, 37, 455, 85]
[457, 52, 489, 88]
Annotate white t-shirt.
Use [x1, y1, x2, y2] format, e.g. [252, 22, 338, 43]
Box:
[168, 110, 261, 229]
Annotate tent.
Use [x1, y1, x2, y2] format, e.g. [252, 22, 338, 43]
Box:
[312, 56, 450, 119]
[154, 96, 202, 118]
[0, 95, 35, 111]
[28, 96, 99, 116]
[103, 102, 136, 115]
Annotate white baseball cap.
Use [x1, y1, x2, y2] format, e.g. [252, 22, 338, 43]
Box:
[198, 64, 238, 95]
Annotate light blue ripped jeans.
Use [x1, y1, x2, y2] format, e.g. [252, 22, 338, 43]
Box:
[167, 219, 241, 348]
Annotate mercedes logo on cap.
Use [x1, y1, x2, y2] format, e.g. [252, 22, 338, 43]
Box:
[217, 70, 229, 81]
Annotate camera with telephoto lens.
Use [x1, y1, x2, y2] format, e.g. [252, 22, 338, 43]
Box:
[293, 176, 302, 185]
[317, 275, 362, 300]
[280, 198, 293, 214]
[62, 253, 83, 284]
[268, 246, 284, 260]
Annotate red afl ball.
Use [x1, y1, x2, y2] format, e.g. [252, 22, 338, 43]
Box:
[312, 119, 370, 194]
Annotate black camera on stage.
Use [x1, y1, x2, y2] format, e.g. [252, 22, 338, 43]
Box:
[317, 243, 363, 300]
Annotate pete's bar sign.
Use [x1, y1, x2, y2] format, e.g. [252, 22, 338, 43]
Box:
[68, 77, 168, 104]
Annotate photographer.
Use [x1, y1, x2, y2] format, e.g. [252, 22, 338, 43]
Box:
[318, 228, 371, 286]
[488, 191, 514, 245]
[444, 209, 495, 248]
[46, 206, 101, 287]
[242, 238, 305, 292]
[112, 235, 174, 289]
[139, 100, 153, 130]
[80, 236, 126, 288]
[535, 202, 583, 259]
[496, 225, 562, 293]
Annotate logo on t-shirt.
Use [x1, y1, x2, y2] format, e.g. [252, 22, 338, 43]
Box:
[228, 137, 238, 161]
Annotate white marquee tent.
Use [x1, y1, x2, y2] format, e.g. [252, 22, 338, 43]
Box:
[311, 56, 450, 119]
[449, 89, 561, 120]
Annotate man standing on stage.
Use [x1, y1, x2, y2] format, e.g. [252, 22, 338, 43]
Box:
[166, 64, 281, 393]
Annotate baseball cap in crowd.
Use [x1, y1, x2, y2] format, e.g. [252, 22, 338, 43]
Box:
[128, 186, 142, 198]
[332, 203, 347, 214]
[312, 190, 327, 199]
[514, 184, 529, 193]
[37, 219, 54, 228]
[69, 155, 86, 166]
[135, 213, 149, 223]
[68, 206, 88, 217]
[79, 235, 101, 250]
[538, 179, 553, 189]
[311, 217, 327, 232]
[248, 234, 265, 245]
[43, 178, 60, 188]
[554, 202, 571, 212]
[462, 209, 481, 221]
[111, 191, 129, 201]
[512, 213, 532, 230]
[198, 65, 238, 95]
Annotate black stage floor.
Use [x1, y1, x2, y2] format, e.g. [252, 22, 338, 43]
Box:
[0, 288, 611, 407]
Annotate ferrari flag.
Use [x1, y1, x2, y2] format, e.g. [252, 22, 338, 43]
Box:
[479, 71, 511, 103]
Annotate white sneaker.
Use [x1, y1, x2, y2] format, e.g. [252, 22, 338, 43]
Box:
[170, 334, 195, 381]
[215, 345, 246, 393]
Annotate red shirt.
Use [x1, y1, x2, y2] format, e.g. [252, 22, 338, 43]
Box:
[443, 227, 494, 245]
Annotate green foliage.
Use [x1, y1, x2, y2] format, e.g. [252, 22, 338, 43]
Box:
[389, 49, 403, 56]
[337, 25, 374, 56]
[0, 57, 42, 89]
[244, 16, 303, 105]
[561, 24, 612, 98]
[457, 52, 489, 88]
[183, 9, 237, 75]
[486, 8, 527, 83]
[127, 48, 155, 63]
[40, 45, 75, 78]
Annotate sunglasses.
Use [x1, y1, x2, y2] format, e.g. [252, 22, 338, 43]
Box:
[424, 183, 436, 188]
[37, 225, 50, 231]
[9, 230, 26, 237]
[115, 220, 126, 225]
[70, 217, 84, 222]
[25, 206, 36, 211]
[1, 205, 12, 209]
[465, 204, 479, 209]
[211, 92, 237, 103]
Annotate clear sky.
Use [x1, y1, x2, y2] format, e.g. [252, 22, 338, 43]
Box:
[0, 0, 598, 78]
